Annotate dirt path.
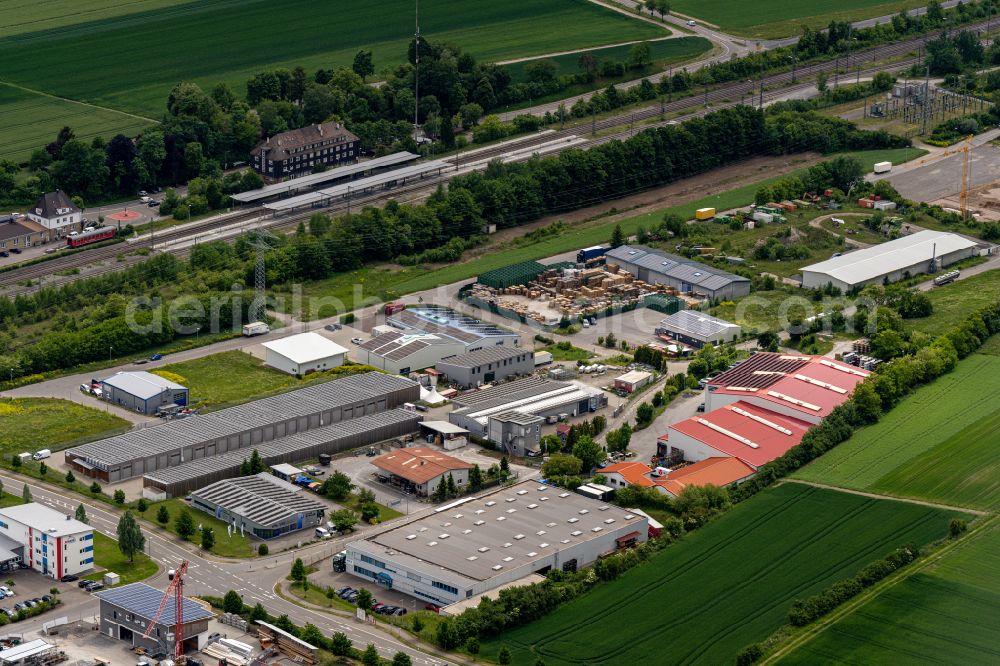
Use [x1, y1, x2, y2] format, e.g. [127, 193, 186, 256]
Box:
[808, 212, 874, 248]
[782, 478, 991, 516]
[496, 35, 679, 66]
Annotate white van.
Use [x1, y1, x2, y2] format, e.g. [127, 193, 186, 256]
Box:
[32, 449, 51, 461]
[314, 527, 331, 539]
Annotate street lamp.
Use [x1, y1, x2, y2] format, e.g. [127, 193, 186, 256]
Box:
[109, 346, 113, 361]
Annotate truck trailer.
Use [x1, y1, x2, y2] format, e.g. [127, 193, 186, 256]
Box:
[242, 321, 270, 337]
[576, 246, 606, 263]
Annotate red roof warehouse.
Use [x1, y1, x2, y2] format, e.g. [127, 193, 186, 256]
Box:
[705, 353, 869, 423]
[665, 400, 812, 468]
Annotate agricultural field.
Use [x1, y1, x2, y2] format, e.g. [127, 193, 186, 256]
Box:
[0, 82, 154, 164]
[0, 0, 664, 126]
[777, 519, 1000, 665]
[670, 0, 925, 39]
[906, 269, 1000, 334]
[796, 351, 1000, 511]
[504, 36, 711, 83]
[481, 483, 964, 666]
[0, 397, 130, 457]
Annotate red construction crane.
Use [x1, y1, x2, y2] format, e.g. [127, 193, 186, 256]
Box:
[141, 560, 189, 663]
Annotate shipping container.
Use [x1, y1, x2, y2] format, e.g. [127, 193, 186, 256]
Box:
[873, 161, 892, 174]
[695, 207, 716, 220]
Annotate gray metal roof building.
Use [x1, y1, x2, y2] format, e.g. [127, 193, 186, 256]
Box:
[605, 245, 750, 299]
[66, 372, 418, 483]
[142, 408, 421, 498]
[800, 230, 981, 292]
[100, 370, 189, 415]
[356, 331, 466, 375]
[436, 346, 535, 389]
[346, 481, 648, 605]
[190, 473, 326, 539]
[654, 310, 742, 347]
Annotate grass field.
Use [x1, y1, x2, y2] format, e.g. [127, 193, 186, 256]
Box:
[979, 333, 1000, 355]
[504, 36, 710, 82]
[796, 351, 1000, 510]
[0, 82, 155, 163]
[482, 484, 964, 666]
[670, 0, 926, 39]
[152, 350, 299, 408]
[145, 498, 252, 558]
[0, 0, 663, 123]
[777, 518, 1000, 665]
[905, 269, 1000, 334]
[83, 532, 158, 586]
[0, 397, 130, 457]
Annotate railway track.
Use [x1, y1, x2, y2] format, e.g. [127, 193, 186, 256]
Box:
[2, 19, 987, 295]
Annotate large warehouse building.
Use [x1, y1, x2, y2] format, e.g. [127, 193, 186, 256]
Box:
[800, 230, 981, 292]
[605, 245, 751, 300]
[189, 473, 326, 539]
[99, 371, 189, 415]
[436, 346, 535, 388]
[389, 305, 520, 351]
[704, 353, 869, 424]
[142, 409, 421, 499]
[356, 331, 465, 375]
[449, 376, 605, 439]
[66, 372, 419, 482]
[346, 481, 648, 606]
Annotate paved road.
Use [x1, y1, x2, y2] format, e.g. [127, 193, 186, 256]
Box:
[0, 472, 459, 665]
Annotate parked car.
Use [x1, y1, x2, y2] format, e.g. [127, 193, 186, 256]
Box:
[424, 603, 440, 613]
[9, 248, 21, 254]
[138, 191, 148, 197]
[86, 582, 104, 591]
[22, 600, 34, 609]
[686, 19, 697, 26]
[351, 337, 364, 345]
[392, 607, 407, 616]
[77, 580, 91, 588]
[324, 323, 342, 331]
[41, 595, 52, 603]
[150, 354, 162, 361]
[0, 586, 13, 597]
[12, 603, 24, 611]
[0, 251, 8, 258]
[60, 574, 78, 583]
[697, 403, 706, 413]
[147, 200, 160, 208]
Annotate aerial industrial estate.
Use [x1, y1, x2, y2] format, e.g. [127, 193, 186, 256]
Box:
[0, 1, 998, 665]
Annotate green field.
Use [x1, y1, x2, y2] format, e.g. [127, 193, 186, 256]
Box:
[796, 351, 1000, 510]
[906, 269, 1000, 334]
[670, 0, 925, 39]
[83, 531, 158, 586]
[504, 37, 710, 83]
[777, 518, 1000, 665]
[152, 350, 300, 408]
[0, 397, 130, 456]
[146, 498, 252, 558]
[0, 82, 154, 163]
[483, 484, 963, 666]
[0, 0, 663, 126]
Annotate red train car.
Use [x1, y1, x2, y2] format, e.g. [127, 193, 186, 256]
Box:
[66, 226, 116, 248]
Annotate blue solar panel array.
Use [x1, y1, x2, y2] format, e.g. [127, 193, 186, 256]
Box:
[95, 583, 214, 625]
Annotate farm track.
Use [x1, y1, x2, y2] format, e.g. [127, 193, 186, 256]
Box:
[2, 19, 989, 296]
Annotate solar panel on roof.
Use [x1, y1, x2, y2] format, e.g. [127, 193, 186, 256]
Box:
[96, 583, 213, 625]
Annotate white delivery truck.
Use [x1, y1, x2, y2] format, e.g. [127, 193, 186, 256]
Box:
[874, 161, 892, 174]
[242, 321, 270, 337]
[32, 449, 51, 461]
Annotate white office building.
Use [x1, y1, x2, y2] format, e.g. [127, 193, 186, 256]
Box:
[0, 503, 93, 580]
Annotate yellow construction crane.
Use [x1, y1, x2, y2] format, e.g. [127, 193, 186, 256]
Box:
[960, 134, 974, 220]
